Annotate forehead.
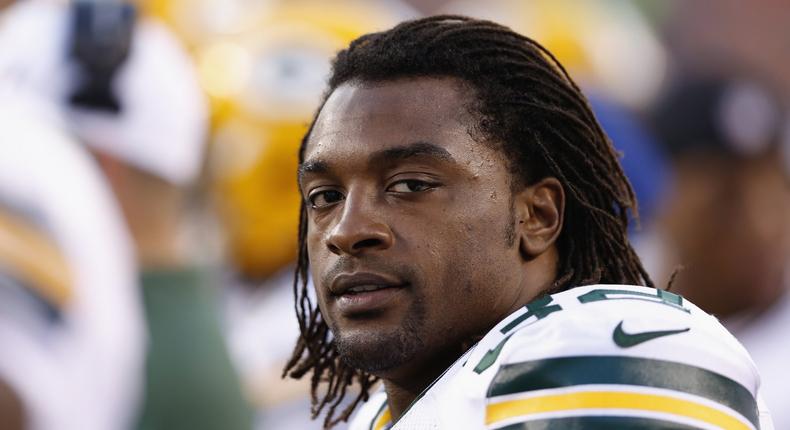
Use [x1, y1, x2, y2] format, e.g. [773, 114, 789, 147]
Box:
[303, 77, 482, 163]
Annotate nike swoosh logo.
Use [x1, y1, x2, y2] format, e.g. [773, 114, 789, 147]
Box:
[612, 320, 690, 348]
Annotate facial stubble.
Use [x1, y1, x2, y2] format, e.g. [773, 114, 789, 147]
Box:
[327, 207, 516, 374]
[331, 297, 427, 373]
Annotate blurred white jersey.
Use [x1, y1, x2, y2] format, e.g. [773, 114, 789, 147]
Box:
[0, 106, 145, 430]
[725, 287, 790, 430]
[350, 285, 773, 430]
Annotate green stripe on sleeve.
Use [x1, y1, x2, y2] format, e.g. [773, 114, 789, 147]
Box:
[487, 356, 758, 429]
[495, 415, 712, 430]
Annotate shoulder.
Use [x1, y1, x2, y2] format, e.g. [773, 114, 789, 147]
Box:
[496, 284, 756, 373]
[479, 284, 765, 430]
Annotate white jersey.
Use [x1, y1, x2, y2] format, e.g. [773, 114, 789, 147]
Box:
[0, 104, 145, 430]
[725, 287, 790, 430]
[350, 285, 773, 430]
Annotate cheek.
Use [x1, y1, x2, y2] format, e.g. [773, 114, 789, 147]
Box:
[455, 201, 514, 259]
[419, 205, 517, 311]
[416, 241, 515, 345]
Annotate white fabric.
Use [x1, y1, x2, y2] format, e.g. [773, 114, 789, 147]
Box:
[0, 105, 145, 430]
[0, 0, 207, 184]
[349, 284, 773, 430]
[725, 289, 790, 430]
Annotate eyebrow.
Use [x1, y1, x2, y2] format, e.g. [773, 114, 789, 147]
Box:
[298, 160, 329, 177]
[297, 159, 329, 187]
[298, 141, 455, 184]
[368, 141, 454, 167]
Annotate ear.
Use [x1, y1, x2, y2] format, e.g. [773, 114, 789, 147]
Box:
[513, 177, 564, 259]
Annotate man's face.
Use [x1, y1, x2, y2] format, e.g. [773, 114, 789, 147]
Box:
[299, 77, 526, 377]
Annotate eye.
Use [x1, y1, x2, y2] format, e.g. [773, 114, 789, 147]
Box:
[308, 189, 345, 208]
[387, 179, 434, 193]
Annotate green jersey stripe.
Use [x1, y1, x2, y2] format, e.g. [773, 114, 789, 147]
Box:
[499, 296, 563, 334]
[494, 415, 716, 430]
[487, 355, 758, 428]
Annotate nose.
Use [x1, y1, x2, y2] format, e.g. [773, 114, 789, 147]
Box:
[325, 194, 394, 256]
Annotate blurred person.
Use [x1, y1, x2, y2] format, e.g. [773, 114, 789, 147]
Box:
[0, 0, 252, 428]
[0, 101, 144, 430]
[286, 16, 773, 429]
[649, 73, 790, 428]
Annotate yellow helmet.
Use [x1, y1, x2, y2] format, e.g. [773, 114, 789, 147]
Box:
[179, 1, 401, 279]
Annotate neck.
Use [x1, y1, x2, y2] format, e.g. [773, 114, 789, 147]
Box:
[380, 254, 557, 421]
[381, 342, 468, 421]
[383, 383, 418, 421]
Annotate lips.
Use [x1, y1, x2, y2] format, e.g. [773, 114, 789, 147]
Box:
[345, 284, 392, 294]
[330, 272, 404, 295]
[330, 272, 408, 315]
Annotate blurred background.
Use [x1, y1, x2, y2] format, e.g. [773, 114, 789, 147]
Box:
[0, 0, 787, 429]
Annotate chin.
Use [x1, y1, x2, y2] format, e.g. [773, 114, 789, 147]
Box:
[328, 291, 428, 374]
[335, 326, 425, 374]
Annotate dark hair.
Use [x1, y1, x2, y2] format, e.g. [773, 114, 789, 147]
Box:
[284, 15, 653, 428]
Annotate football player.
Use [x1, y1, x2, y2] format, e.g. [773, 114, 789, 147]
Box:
[0, 101, 144, 430]
[0, 1, 251, 427]
[284, 16, 774, 429]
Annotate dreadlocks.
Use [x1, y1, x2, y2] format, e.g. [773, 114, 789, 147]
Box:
[284, 15, 653, 428]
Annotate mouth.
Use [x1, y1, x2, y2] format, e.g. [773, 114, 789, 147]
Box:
[343, 284, 399, 294]
[330, 273, 409, 316]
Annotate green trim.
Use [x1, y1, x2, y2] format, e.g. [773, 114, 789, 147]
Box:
[496, 415, 710, 429]
[577, 288, 690, 313]
[487, 356, 758, 428]
[500, 296, 563, 334]
[474, 334, 513, 374]
[475, 296, 563, 374]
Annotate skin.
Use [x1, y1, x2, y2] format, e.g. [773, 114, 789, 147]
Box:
[94, 153, 187, 269]
[299, 77, 564, 419]
[661, 153, 790, 317]
[0, 378, 25, 430]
